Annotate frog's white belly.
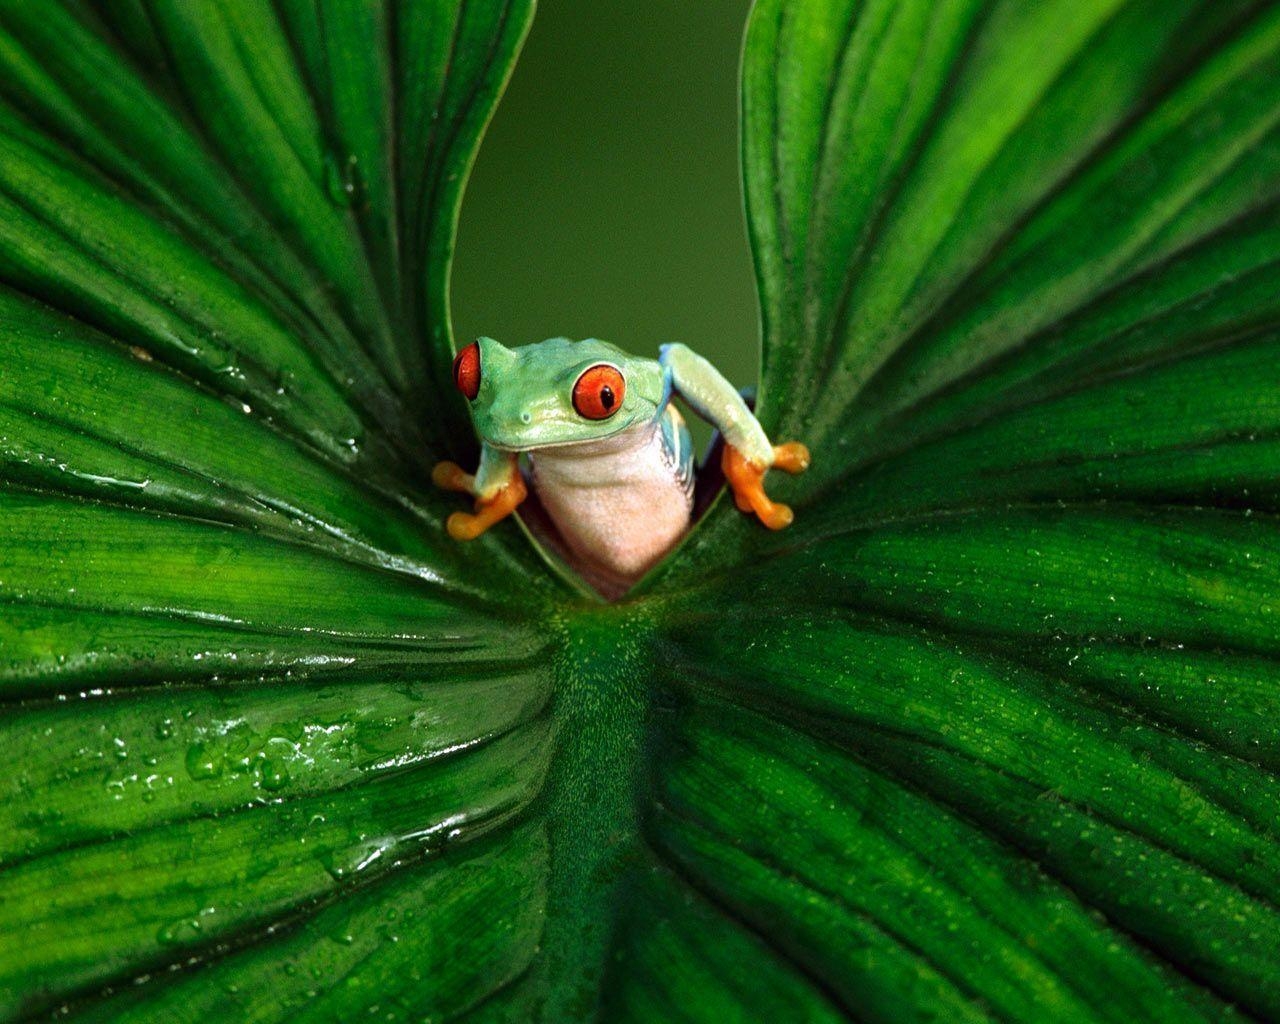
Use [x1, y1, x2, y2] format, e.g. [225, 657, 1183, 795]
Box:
[529, 419, 693, 584]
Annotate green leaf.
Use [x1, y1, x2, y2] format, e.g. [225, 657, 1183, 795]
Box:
[0, 2, 552, 1019]
[2, 0, 1279, 1021]
[653, 0, 1280, 1017]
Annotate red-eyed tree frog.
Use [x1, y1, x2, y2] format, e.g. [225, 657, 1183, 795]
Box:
[434, 337, 809, 590]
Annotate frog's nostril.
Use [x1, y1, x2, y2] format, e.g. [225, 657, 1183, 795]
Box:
[520, 411, 533, 424]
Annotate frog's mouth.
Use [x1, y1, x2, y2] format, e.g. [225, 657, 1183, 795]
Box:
[483, 419, 645, 454]
[480, 404, 658, 452]
[485, 437, 582, 453]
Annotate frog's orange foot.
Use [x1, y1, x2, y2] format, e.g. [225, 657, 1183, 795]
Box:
[432, 460, 475, 494]
[445, 475, 528, 541]
[721, 442, 810, 531]
[772, 441, 811, 474]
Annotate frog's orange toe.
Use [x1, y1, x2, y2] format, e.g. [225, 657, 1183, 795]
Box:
[721, 443, 801, 531]
[446, 511, 483, 541]
[432, 460, 474, 493]
[445, 476, 528, 541]
[757, 501, 794, 531]
[773, 441, 811, 474]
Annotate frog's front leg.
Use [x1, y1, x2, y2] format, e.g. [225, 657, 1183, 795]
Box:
[660, 343, 810, 530]
[432, 442, 527, 540]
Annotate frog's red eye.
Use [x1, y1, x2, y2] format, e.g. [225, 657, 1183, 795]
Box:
[572, 364, 626, 420]
[453, 342, 481, 401]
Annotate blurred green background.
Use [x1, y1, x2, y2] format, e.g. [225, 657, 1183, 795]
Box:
[452, 0, 760, 410]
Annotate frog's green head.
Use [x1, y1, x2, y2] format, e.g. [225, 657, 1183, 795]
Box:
[452, 336, 666, 451]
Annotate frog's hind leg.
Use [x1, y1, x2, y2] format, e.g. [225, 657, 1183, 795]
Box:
[657, 403, 696, 498]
